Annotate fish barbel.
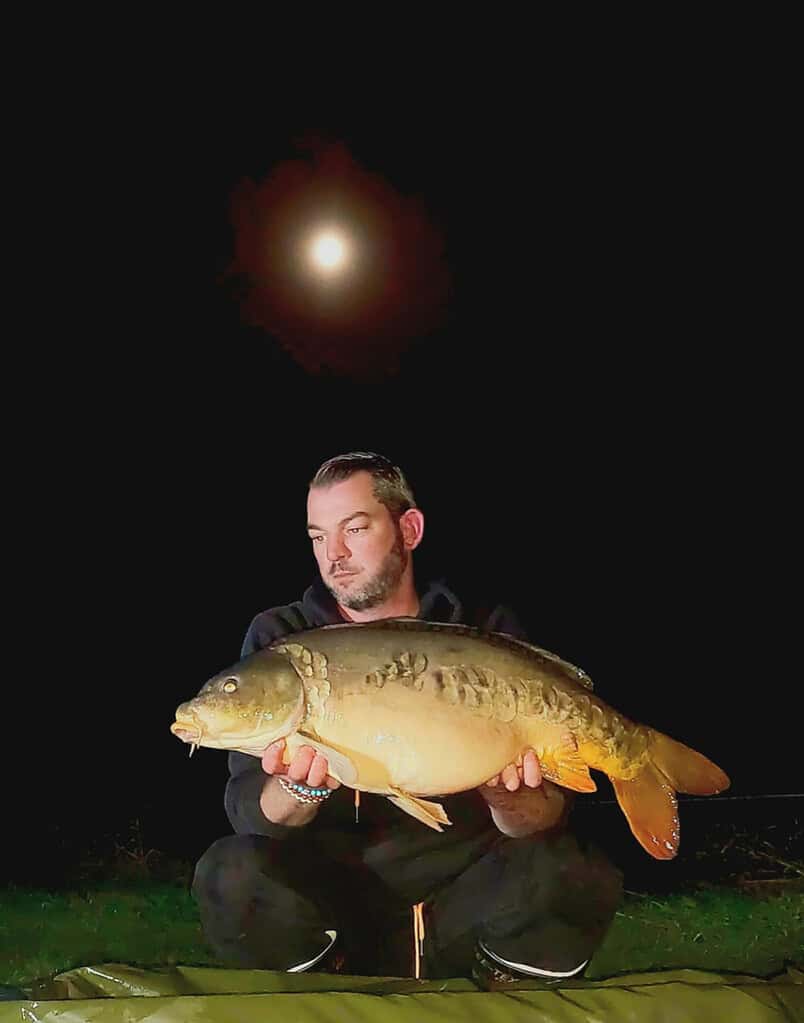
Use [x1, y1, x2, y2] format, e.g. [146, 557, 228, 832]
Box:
[171, 619, 729, 859]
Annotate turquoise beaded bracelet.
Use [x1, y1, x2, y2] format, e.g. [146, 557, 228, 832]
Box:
[277, 776, 333, 804]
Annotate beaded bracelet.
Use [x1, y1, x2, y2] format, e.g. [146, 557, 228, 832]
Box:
[277, 776, 333, 804]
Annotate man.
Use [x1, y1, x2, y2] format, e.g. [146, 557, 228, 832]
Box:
[192, 452, 622, 987]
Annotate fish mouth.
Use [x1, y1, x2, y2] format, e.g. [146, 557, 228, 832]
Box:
[171, 720, 203, 744]
[170, 717, 274, 751]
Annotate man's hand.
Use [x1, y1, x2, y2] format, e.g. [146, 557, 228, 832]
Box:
[484, 749, 542, 792]
[259, 738, 341, 826]
[262, 739, 341, 790]
[479, 749, 568, 837]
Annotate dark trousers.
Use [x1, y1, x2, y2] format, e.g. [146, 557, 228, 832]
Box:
[192, 826, 623, 980]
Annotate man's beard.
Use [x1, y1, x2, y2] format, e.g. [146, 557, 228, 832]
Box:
[327, 531, 408, 612]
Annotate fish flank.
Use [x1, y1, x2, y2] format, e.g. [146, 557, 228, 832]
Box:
[273, 636, 650, 769]
[430, 666, 651, 767]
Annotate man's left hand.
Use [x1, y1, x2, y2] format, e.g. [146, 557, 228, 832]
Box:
[483, 749, 542, 792]
[479, 749, 570, 837]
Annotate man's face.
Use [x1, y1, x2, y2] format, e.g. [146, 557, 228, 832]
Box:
[306, 472, 408, 611]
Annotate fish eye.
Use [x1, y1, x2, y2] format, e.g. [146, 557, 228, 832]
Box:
[223, 679, 238, 693]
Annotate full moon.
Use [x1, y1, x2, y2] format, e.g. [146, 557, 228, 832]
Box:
[311, 232, 347, 271]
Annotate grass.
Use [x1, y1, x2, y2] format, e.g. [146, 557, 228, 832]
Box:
[0, 882, 216, 991]
[1, 880, 801, 991]
[588, 885, 803, 979]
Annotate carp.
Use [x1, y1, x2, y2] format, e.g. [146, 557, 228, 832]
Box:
[171, 619, 729, 859]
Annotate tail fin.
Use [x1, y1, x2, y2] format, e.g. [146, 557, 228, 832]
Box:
[611, 764, 680, 860]
[611, 731, 730, 860]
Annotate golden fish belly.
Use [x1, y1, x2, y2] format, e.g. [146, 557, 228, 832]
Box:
[303, 678, 527, 796]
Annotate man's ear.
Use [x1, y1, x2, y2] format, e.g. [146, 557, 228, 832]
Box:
[399, 508, 425, 551]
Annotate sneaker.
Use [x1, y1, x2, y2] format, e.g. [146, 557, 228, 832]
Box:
[472, 943, 521, 988]
[287, 929, 340, 973]
[472, 939, 588, 989]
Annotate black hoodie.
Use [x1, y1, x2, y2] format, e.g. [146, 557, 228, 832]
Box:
[224, 578, 531, 861]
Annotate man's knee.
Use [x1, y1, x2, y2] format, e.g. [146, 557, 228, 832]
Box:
[192, 835, 270, 907]
[563, 840, 624, 926]
[476, 834, 623, 980]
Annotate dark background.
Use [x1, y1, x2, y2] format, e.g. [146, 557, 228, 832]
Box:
[9, 57, 796, 886]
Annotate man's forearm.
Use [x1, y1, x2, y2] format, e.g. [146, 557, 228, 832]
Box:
[483, 780, 570, 837]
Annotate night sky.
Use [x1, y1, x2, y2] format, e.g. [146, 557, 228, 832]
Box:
[13, 82, 795, 884]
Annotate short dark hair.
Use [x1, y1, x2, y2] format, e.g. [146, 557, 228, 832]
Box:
[310, 452, 417, 522]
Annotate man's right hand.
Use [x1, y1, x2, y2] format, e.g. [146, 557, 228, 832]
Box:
[259, 738, 341, 826]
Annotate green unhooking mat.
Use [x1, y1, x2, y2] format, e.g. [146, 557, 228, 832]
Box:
[3, 962, 803, 1022]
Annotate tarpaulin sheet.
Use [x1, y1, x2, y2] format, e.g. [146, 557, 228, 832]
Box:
[3, 962, 802, 1022]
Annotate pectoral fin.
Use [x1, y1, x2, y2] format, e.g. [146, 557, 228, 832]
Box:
[387, 787, 453, 831]
[285, 733, 359, 786]
[539, 733, 597, 793]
